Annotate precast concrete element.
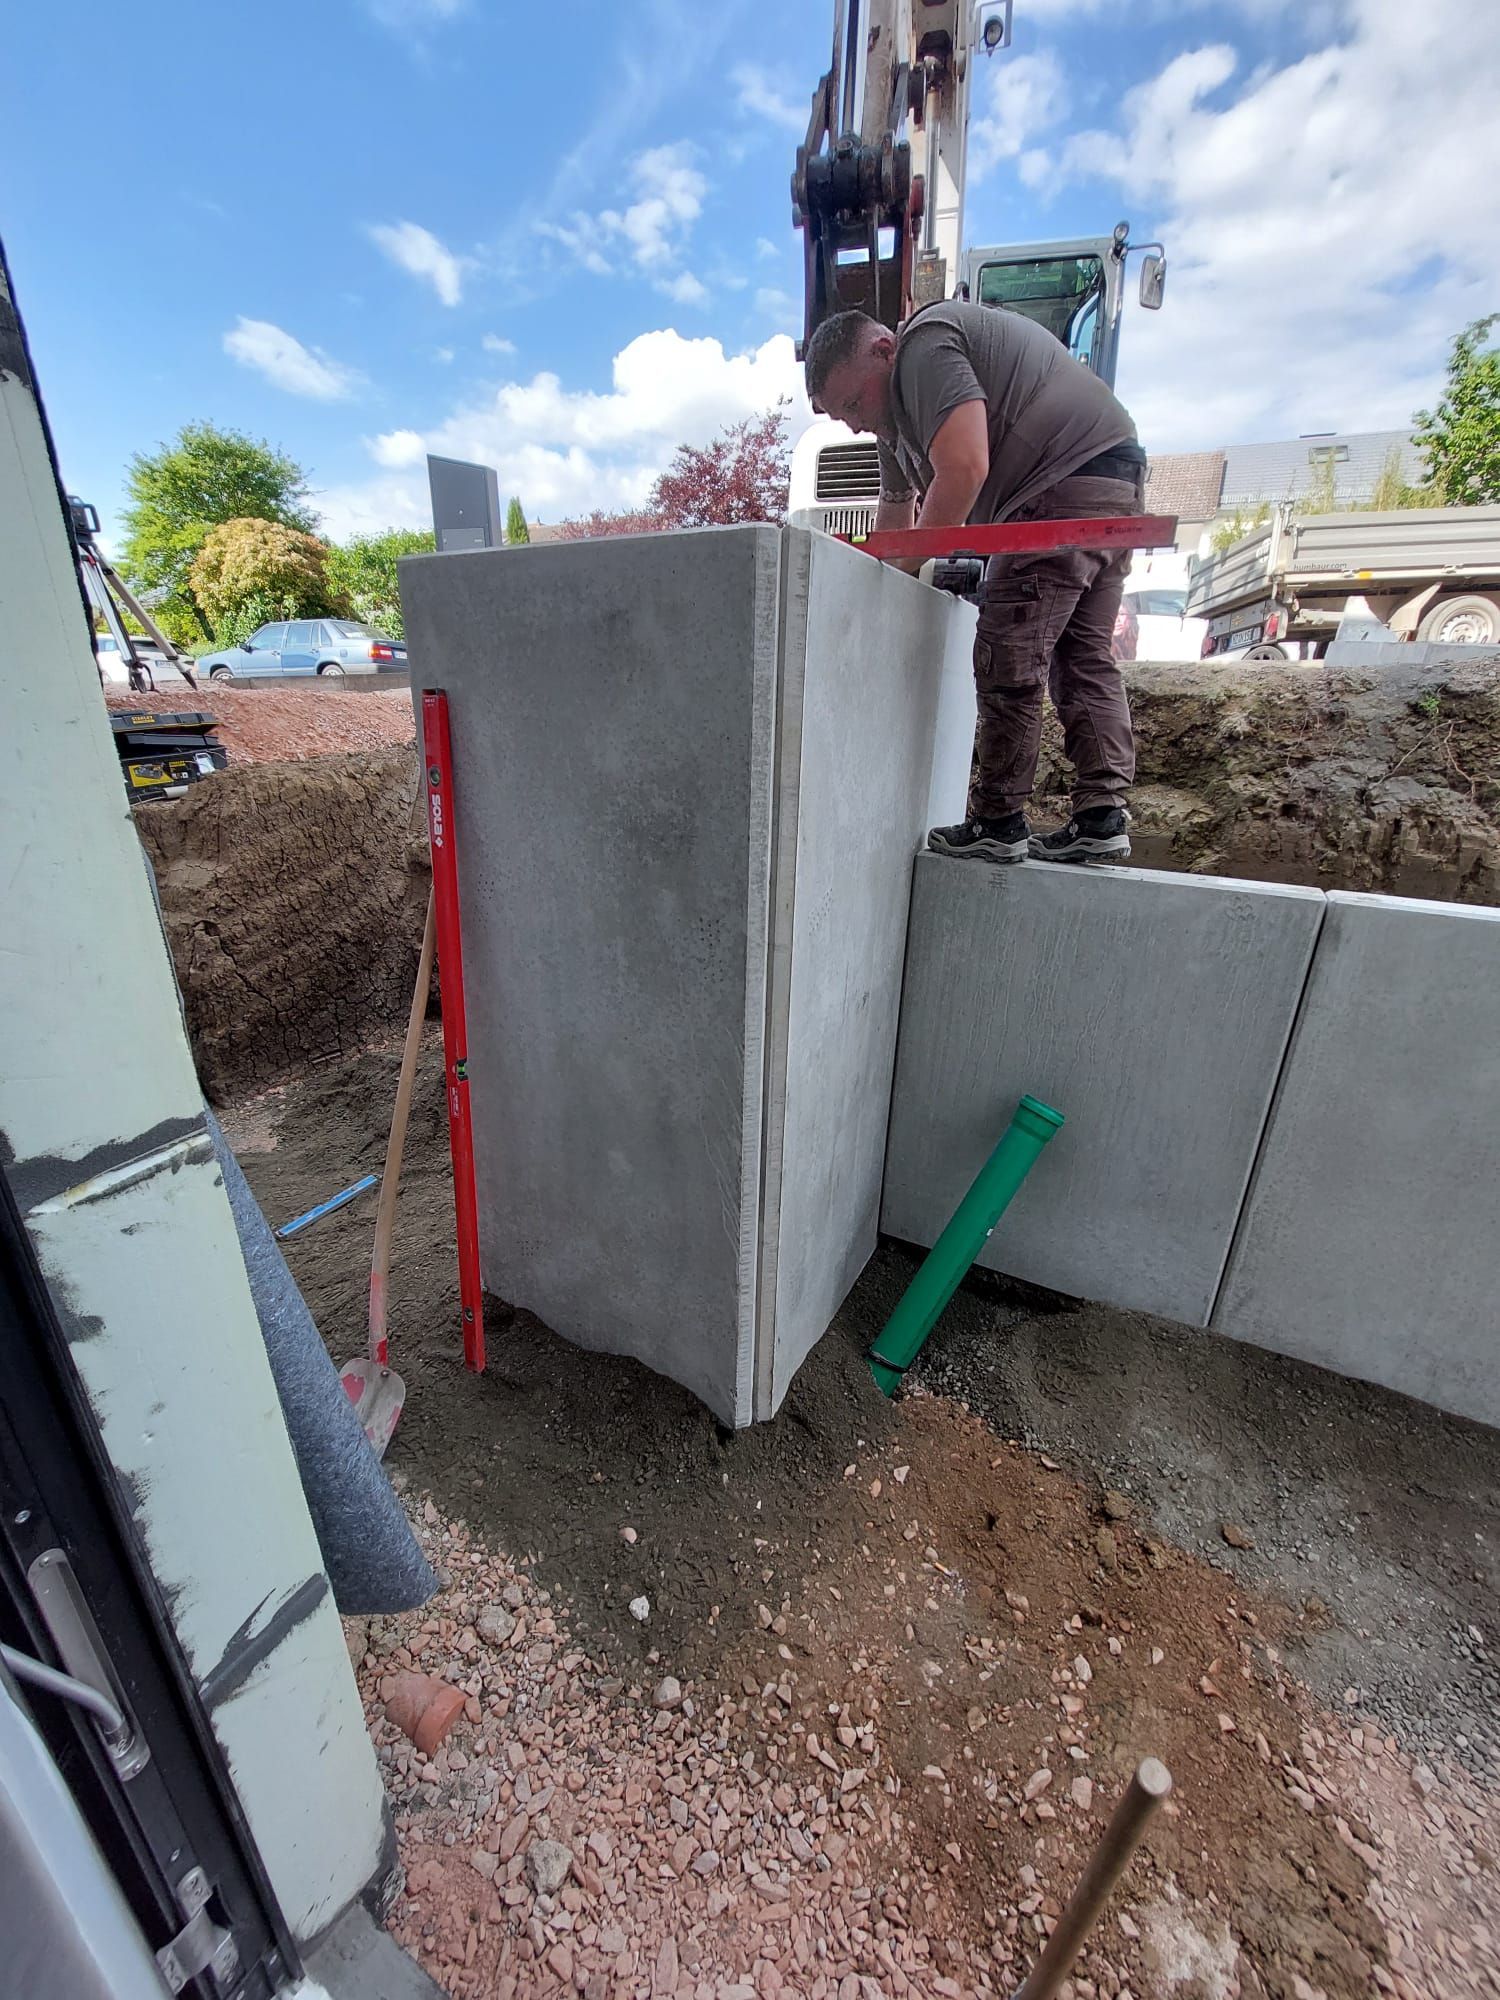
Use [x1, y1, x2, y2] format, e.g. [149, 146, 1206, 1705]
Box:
[1213, 890, 1500, 1427]
[880, 856, 1326, 1324]
[401, 525, 975, 1425]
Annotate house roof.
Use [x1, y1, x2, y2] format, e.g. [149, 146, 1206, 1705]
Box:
[1219, 429, 1425, 508]
[1144, 451, 1226, 524]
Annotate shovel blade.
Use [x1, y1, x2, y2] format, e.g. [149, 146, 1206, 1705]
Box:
[340, 1357, 406, 1460]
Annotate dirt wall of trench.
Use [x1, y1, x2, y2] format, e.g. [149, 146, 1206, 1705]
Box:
[1037, 655, 1500, 903]
[140, 657, 1500, 1100]
[135, 746, 430, 1102]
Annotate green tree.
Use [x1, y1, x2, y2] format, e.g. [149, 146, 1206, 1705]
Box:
[1368, 444, 1439, 512]
[1414, 315, 1500, 505]
[119, 422, 315, 641]
[1210, 502, 1271, 553]
[324, 527, 436, 640]
[505, 496, 530, 545]
[188, 518, 345, 637]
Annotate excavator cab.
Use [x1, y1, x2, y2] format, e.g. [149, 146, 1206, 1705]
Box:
[961, 224, 1164, 389]
[970, 250, 1108, 369]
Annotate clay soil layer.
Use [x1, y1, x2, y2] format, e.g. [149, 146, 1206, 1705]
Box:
[1036, 656, 1500, 903]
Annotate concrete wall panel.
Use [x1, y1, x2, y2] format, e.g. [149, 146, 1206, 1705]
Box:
[881, 857, 1326, 1324]
[403, 528, 781, 1424]
[403, 527, 974, 1425]
[759, 532, 975, 1413]
[1212, 891, 1500, 1426]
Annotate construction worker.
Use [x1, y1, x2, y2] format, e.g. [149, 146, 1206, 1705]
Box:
[804, 302, 1146, 863]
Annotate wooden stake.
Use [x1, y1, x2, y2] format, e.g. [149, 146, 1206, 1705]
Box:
[1013, 1758, 1172, 2000]
[368, 884, 436, 1364]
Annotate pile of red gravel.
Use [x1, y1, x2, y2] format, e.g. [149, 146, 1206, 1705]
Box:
[105, 682, 415, 766]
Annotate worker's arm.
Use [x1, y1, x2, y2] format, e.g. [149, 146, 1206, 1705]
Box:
[886, 400, 990, 574]
[874, 494, 915, 533]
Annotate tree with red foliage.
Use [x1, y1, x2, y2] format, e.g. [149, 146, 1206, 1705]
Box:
[558, 402, 792, 539]
[555, 507, 667, 542]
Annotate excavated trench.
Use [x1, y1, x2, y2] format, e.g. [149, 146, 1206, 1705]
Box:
[137, 659, 1500, 1101]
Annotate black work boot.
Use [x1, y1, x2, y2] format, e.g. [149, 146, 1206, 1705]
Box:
[1028, 805, 1131, 864]
[927, 812, 1030, 863]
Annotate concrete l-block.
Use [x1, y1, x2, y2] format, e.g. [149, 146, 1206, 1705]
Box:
[401, 525, 975, 1425]
[880, 856, 1326, 1324]
[1212, 890, 1500, 1427]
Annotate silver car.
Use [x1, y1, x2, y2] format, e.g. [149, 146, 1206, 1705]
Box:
[198, 618, 407, 680]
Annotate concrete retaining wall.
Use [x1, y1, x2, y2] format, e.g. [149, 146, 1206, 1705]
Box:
[401, 525, 974, 1426]
[881, 858, 1326, 1324]
[1212, 891, 1500, 1427]
[883, 863, 1498, 1431]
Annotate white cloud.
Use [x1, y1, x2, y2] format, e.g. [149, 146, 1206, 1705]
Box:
[365, 220, 471, 305]
[222, 318, 361, 399]
[318, 326, 812, 538]
[539, 143, 707, 285]
[363, 0, 466, 30]
[732, 63, 806, 133]
[755, 236, 781, 260]
[481, 332, 516, 354]
[600, 144, 706, 269]
[369, 429, 427, 468]
[968, 51, 1065, 178]
[1046, 0, 1500, 450]
[434, 346, 455, 364]
[755, 287, 801, 334]
[535, 215, 613, 274]
[657, 270, 709, 307]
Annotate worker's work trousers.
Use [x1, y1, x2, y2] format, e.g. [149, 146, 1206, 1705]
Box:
[969, 469, 1142, 820]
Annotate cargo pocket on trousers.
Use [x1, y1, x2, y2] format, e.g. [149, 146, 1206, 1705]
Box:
[981, 574, 1042, 629]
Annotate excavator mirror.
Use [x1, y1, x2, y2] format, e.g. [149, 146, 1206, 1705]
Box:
[1138, 253, 1166, 310]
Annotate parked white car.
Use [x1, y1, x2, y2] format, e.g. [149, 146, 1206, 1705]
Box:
[1114, 581, 1210, 662]
[92, 634, 183, 684]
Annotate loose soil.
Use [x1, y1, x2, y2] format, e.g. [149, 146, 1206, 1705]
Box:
[913, 1291, 1500, 1781]
[143, 654, 1500, 1103]
[137, 747, 429, 1100]
[229, 1045, 1500, 2000]
[106, 680, 416, 765]
[1036, 657, 1500, 903]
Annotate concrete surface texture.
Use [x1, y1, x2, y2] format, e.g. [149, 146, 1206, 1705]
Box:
[401, 526, 972, 1425]
[1213, 889, 1500, 1427]
[757, 531, 975, 1411]
[880, 856, 1326, 1324]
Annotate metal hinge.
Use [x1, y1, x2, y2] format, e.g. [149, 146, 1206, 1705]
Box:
[156, 1867, 240, 1995]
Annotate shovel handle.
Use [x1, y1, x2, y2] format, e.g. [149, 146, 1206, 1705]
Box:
[1013, 1759, 1172, 2000]
[369, 886, 437, 1364]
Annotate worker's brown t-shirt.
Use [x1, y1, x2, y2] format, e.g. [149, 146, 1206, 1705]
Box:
[875, 300, 1138, 522]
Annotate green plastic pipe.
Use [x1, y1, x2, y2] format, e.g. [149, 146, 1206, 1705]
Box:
[868, 1093, 1064, 1395]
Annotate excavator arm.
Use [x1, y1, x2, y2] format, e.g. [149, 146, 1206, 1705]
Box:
[791, 1, 1011, 355]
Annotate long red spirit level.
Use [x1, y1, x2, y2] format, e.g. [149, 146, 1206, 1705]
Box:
[846, 514, 1177, 563]
[421, 688, 485, 1373]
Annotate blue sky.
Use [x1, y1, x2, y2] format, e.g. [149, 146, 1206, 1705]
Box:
[4, 0, 1496, 545]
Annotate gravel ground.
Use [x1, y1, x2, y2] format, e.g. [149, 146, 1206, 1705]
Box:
[909, 1276, 1500, 1782]
[351, 1485, 1497, 2000]
[227, 1051, 1500, 1997]
[106, 681, 415, 764]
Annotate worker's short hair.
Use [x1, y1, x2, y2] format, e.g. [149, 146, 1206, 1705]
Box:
[804, 310, 882, 402]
